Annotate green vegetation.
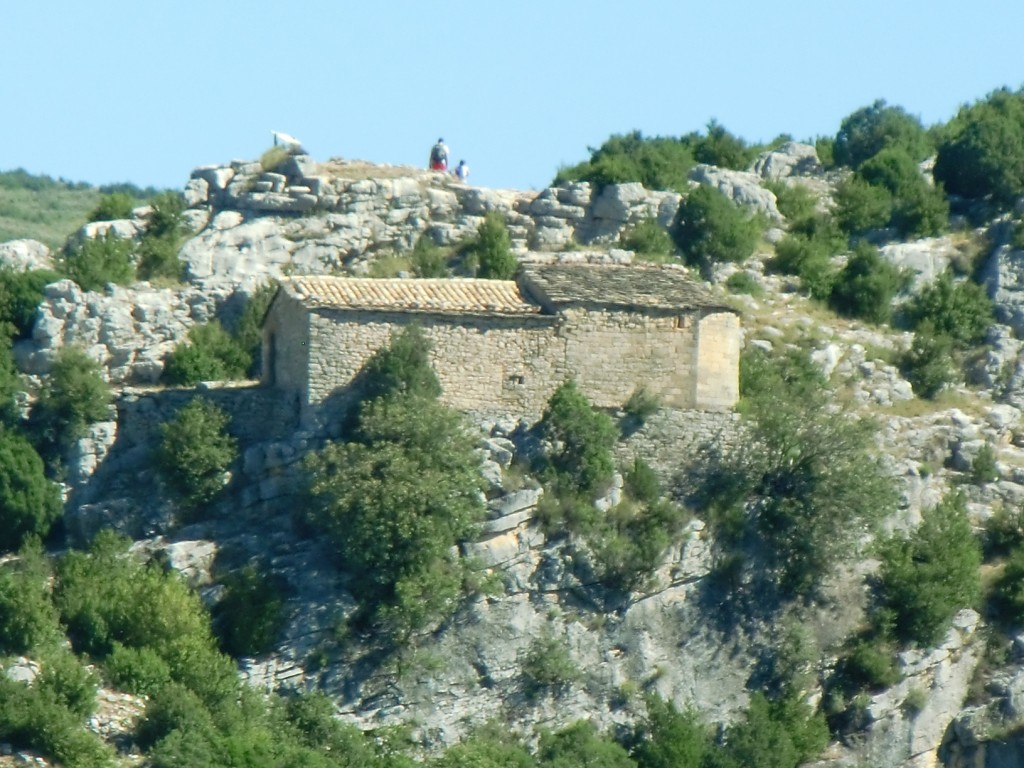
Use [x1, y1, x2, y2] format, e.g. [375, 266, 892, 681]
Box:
[354, 323, 442, 403]
[553, 123, 773, 192]
[156, 397, 238, 516]
[88, 192, 136, 223]
[905, 270, 993, 345]
[54, 530, 237, 703]
[163, 285, 277, 384]
[29, 346, 112, 463]
[466, 212, 517, 279]
[260, 146, 290, 172]
[521, 631, 582, 699]
[692, 348, 896, 599]
[901, 321, 957, 399]
[934, 87, 1024, 206]
[877, 493, 981, 647]
[0, 267, 63, 339]
[61, 231, 136, 291]
[832, 99, 933, 169]
[833, 147, 948, 239]
[554, 131, 697, 191]
[538, 379, 617, 497]
[136, 191, 189, 281]
[213, 564, 285, 657]
[0, 427, 62, 551]
[673, 186, 763, 271]
[828, 242, 907, 324]
[0, 539, 61, 652]
[0, 169, 102, 249]
[411, 234, 449, 277]
[306, 327, 484, 636]
[163, 321, 251, 385]
[621, 216, 675, 261]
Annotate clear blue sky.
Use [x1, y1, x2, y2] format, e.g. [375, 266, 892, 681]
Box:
[3, 0, 1022, 193]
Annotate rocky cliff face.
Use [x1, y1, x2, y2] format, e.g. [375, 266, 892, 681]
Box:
[9, 142, 1024, 767]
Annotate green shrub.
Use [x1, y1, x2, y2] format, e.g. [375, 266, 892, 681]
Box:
[770, 234, 836, 300]
[621, 216, 674, 260]
[767, 182, 819, 228]
[934, 88, 1024, 206]
[833, 99, 933, 169]
[62, 232, 136, 291]
[260, 146, 290, 172]
[0, 428, 62, 551]
[829, 242, 906, 324]
[0, 267, 63, 339]
[902, 322, 956, 399]
[692, 349, 897, 598]
[0, 676, 115, 768]
[430, 723, 535, 768]
[468, 212, 517, 279]
[837, 639, 900, 692]
[856, 147, 948, 238]
[355, 324, 442, 403]
[88, 192, 135, 222]
[993, 544, 1024, 625]
[134, 682, 216, 751]
[623, 458, 661, 505]
[590, 496, 688, 590]
[136, 234, 183, 281]
[54, 531, 236, 704]
[832, 175, 893, 235]
[105, 642, 172, 696]
[213, 564, 285, 657]
[631, 695, 709, 768]
[814, 136, 836, 168]
[37, 649, 99, 718]
[878, 492, 981, 647]
[163, 321, 251, 385]
[539, 380, 617, 497]
[725, 271, 762, 296]
[0, 340, 27, 429]
[538, 721, 634, 768]
[971, 444, 999, 485]
[306, 393, 485, 636]
[692, 119, 757, 170]
[983, 507, 1024, 560]
[553, 130, 696, 192]
[156, 397, 237, 516]
[231, 282, 278, 378]
[712, 691, 829, 768]
[673, 185, 762, 270]
[906, 271, 993, 346]
[0, 539, 60, 652]
[135, 192, 188, 282]
[411, 234, 448, 277]
[520, 631, 581, 699]
[29, 346, 111, 464]
[623, 385, 661, 424]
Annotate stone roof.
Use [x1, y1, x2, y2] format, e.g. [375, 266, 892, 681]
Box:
[280, 275, 540, 315]
[518, 264, 733, 313]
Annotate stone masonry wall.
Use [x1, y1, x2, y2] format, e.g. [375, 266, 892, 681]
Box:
[695, 312, 741, 410]
[560, 307, 698, 409]
[303, 309, 564, 430]
[281, 302, 737, 433]
[262, 292, 311, 400]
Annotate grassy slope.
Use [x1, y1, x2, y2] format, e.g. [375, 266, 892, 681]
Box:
[0, 168, 166, 251]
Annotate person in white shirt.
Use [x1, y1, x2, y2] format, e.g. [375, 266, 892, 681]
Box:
[454, 159, 469, 182]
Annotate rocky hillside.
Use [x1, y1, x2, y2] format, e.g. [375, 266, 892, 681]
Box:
[6, 140, 1024, 768]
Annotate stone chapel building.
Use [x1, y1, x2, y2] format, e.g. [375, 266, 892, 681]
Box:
[261, 263, 740, 431]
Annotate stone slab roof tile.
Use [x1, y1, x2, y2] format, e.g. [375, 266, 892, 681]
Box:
[282, 276, 540, 315]
[519, 263, 733, 313]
